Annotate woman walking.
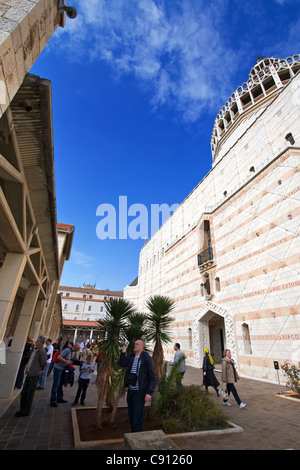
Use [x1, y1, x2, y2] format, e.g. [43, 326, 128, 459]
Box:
[221, 349, 246, 408]
[202, 348, 221, 396]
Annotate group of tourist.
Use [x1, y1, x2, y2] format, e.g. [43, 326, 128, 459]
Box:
[13, 335, 246, 432]
[14, 337, 101, 417]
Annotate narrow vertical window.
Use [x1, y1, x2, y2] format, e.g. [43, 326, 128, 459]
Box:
[203, 272, 211, 296]
[242, 323, 252, 354]
[188, 327, 192, 350]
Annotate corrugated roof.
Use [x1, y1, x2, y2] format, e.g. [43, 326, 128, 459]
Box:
[57, 223, 75, 230]
[63, 320, 100, 327]
[59, 285, 123, 296]
[10, 74, 59, 281]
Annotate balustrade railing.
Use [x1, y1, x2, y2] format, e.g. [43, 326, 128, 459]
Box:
[197, 247, 213, 267]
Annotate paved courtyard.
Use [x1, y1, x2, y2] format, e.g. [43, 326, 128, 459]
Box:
[0, 364, 299, 451]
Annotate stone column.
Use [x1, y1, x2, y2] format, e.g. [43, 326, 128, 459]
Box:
[0, 284, 40, 398]
[0, 252, 26, 341]
[28, 299, 46, 339]
[89, 328, 93, 341]
[73, 327, 78, 344]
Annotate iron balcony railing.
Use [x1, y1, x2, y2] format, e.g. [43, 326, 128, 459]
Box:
[197, 247, 213, 267]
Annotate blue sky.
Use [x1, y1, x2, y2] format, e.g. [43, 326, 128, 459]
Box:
[30, 0, 300, 291]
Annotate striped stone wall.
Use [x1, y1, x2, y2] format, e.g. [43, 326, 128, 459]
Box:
[124, 70, 300, 383]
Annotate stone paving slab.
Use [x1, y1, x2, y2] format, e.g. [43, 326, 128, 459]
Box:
[0, 365, 299, 450]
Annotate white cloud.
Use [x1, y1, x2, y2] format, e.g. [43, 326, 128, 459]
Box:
[70, 249, 94, 268]
[52, 0, 299, 123]
[264, 17, 300, 58]
[52, 0, 239, 122]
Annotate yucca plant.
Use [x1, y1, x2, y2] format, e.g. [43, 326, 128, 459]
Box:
[123, 312, 148, 354]
[155, 359, 184, 412]
[145, 295, 175, 382]
[148, 360, 228, 434]
[106, 311, 149, 424]
[95, 298, 135, 427]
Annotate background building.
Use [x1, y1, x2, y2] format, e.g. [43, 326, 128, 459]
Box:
[125, 55, 300, 384]
[58, 285, 123, 344]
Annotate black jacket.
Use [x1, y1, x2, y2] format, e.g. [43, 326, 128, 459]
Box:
[202, 354, 215, 373]
[119, 351, 156, 395]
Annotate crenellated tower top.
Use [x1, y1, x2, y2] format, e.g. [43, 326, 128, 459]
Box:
[211, 55, 300, 162]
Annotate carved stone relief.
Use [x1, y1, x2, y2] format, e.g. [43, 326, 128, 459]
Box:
[192, 301, 237, 368]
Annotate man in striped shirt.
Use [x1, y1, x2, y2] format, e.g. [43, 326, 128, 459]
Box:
[119, 339, 156, 432]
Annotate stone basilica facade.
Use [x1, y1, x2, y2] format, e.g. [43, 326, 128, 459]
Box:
[124, 55, 300, 383]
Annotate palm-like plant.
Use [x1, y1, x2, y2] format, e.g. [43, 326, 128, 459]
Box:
[123, 312, 148, 354]
[95, 298, 135, 427]
[145, 295, 175, 382]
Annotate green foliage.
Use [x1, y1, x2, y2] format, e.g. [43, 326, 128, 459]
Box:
[155, 362, 179, 410]
[123, 312, 148, 354]
[96, 298, 135, 424]
[149, 362, 228, 434]
[97, 298, 135, 361]
[145, 295, 176, 382]
[145, 295, 175, 346]
[281, 361, 300, 394]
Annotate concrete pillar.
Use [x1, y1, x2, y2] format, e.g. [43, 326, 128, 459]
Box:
[0, 252, 26, 340]
[48, 314, 54, 339]
[73, 327, 78, 344]
[48, 313, 61, 342]
[0, 284, 40, 398]
[29, 299, 45, 339]
[270, 63, 284, 89]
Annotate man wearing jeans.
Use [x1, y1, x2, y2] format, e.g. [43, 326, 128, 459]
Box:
[169, 343, 186, 387]
[50, 342, 80, 407]
[119, 339, 156, 432]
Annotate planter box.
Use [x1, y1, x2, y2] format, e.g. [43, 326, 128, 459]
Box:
[276, 390, 300, 403]
[71, 406, 243, 449]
